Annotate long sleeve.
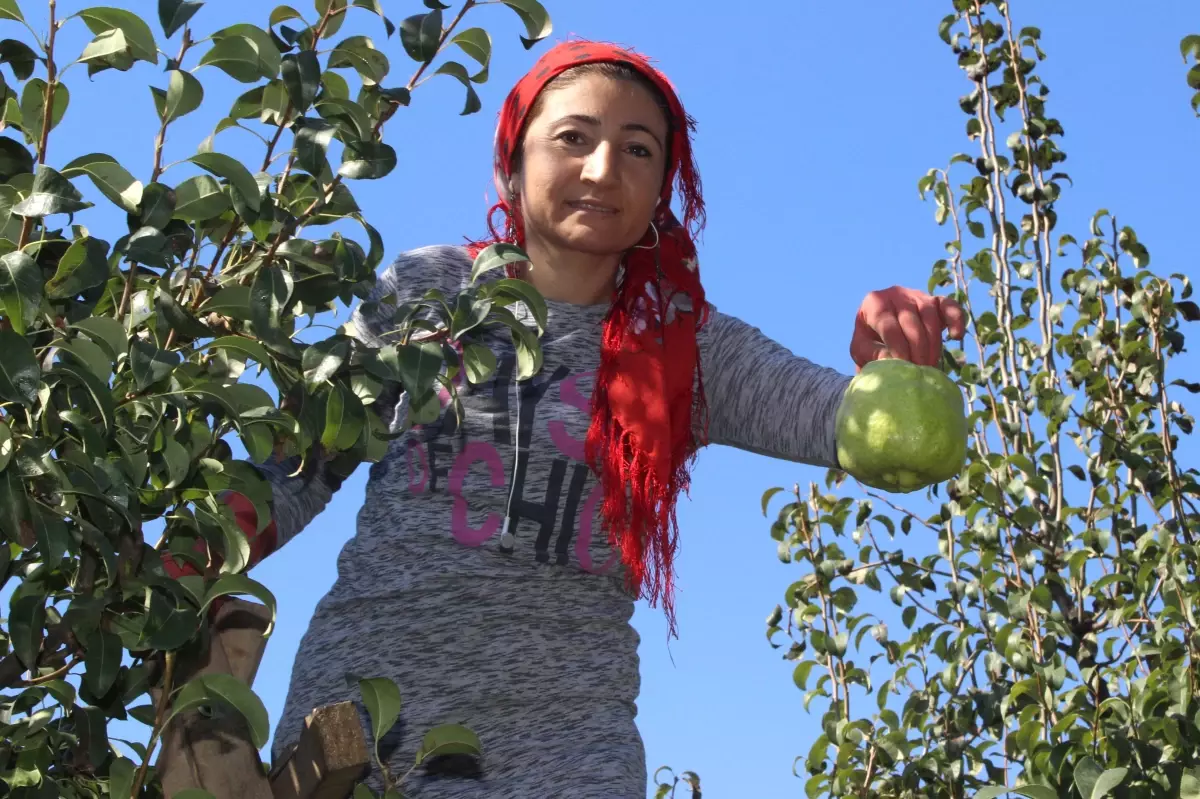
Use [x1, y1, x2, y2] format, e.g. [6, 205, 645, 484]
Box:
[697, 307, 853, 468]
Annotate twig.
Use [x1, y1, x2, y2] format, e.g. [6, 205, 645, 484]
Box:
[130, 652, 177, 799]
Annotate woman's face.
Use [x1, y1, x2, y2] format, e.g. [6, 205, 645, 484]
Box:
[514, 72, 669, 258]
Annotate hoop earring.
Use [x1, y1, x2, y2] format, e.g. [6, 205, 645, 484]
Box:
[632, 221, 660, 251]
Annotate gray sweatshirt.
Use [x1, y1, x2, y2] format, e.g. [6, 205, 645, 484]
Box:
[262, 245, 852, 798]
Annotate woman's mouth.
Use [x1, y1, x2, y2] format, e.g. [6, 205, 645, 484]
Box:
[568, 200, 619, 215]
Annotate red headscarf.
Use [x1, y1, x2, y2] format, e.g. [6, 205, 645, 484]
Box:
[469, 40, 708, 637]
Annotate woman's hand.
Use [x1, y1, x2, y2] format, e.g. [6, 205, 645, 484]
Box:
[850, 286, 967, 372]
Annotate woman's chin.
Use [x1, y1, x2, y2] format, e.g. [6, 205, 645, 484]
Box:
[557, 226, 638, 256]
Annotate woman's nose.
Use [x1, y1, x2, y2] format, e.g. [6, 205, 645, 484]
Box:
[580, 141, 619, 185]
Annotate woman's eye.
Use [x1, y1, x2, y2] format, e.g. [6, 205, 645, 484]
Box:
[557, 131, 585, 145]
[628, 144, 653, 158]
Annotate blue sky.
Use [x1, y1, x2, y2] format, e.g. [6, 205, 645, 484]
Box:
[19, 1, 1200, 796]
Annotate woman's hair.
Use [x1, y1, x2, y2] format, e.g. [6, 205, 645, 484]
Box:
[511, 61, 675, 175]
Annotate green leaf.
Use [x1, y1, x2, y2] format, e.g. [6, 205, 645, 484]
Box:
[470, 242, 527, 283]
[80, 27, 130, 65]
[70, 316, 127, 361]
[452, 27, 491, 78]
[53, 360, 116, 434]
[156, 286, 209, 339]
[0, 135, 34, 180]
[462, 343, 496, 385]
[83, 628, 121, 696]
[322, 381, 364, 450]
[108, 758, 136, 799]
[59, 336, 113, 381]
[45, 236, 111, 299]
[171, 673, 271, 748]
[9, 593, 45, 669]
[314, 96, 372, 142]
[13, 164, 92, 217]
[0, 465, 24, 542]
[0, 329, 40, 405]
[18, 79, 68, 149]
[0, 0, 24, 22]
[282, 50, 320, 111]
[399, 9, 441, 63]
[294, 118, 336, 177]
[0, 250, 40, 334]
[328, 35, 389, 86]
[31, 505, 68, 563]
[506, 315, 541, 379]
[416, 723, 482, 764]
[433, 61, 481, 115]
[160, 68, 204, 122]
[761, 486, 783, 516]
[302, 336, 350, 390]
[188, 152, 262, 213]
[138, 181, 175, 228]
[338, 140, 396, 179]
[357, 676, 401, 758]
[197, 35, 263, 83]
[500, 0, 552, 48]
[486, 277, 547, 334]
[159, 0, 203, 38]
[201, 574, 277, 636]
[250, 263, 293, 339]
[213, 24, 282, 79]
[173, 175, 230, 221]
[129, 338, 180, 390]
[61, 152, 143, 213]
[270, 5, 304, 26]
[78, 7, 158, 64]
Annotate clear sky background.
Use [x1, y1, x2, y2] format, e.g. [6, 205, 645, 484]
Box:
[18, 1, 1199, 796]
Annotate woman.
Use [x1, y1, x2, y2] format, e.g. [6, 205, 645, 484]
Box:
[200, 40, 964, 798]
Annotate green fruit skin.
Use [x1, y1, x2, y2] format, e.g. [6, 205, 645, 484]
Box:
[834, 359, 968, 493]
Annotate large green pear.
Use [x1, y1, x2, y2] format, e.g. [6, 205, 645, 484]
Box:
[835, 358, 968, 493]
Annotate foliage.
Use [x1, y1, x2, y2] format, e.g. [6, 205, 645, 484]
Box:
[653, 766, 701, 799]
[763, 2, 1199, 797]
[1184, 33, 1200, 115]
[0, 0, 553, 797]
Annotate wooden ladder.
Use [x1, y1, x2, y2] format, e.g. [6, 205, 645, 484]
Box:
[155, 599, 370, 799]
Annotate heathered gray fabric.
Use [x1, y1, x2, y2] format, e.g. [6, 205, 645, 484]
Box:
[261, 245, 852, 798]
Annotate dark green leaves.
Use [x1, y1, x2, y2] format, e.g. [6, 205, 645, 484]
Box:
[170, 673, 271, 748]
[201, 574, 277, 636]
[198, 35, 266, 83]
[188, 152, 262, 214]
[78, 7, 159, 65]
[83, 629, 122, 696]
[462, 343, 496, 385]
[501, 0, 552, 49]
[339, 140, 396, 179]
[173, 174, 230, 221]
[0, 136, 33, 181]
[469, 243, 527, 283]
[0, 329, 40, 405]
[452, 27, 491, 81]
[356, 676, 401, 762]
[13, 165, 93, 217]
[9, 593, 45, 669]
[0, 39, 35, 80]
[400, 9, 441, 63]
[416, 724, 482, 765]
[130, 338, 180, 390]
[19, 79, 69, 150]
[434, 61, 481, 115]
[294, 118, 336, 177]
[282, 50, 320, 112]
[302, 335, 350, 390]
[61, 152, 143, 213]
[0, 0, 23, 23]
[0, 250, 40, 334]
[250, 263, 293, 340]
[159, 0, 203, 38]
[156, 69, 204, 123]
[45, 236, 110, 300]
